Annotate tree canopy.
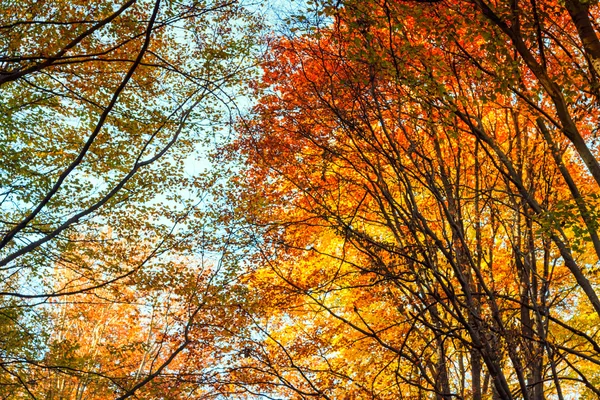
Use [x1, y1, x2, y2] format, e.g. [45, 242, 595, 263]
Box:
[0, 0, 258, 397]
[3, 0, 600, 399]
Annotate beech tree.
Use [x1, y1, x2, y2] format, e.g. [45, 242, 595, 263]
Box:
[0, 0, 259, 397]
[229, 0, 600, 398]
[6, 0, 600, 398]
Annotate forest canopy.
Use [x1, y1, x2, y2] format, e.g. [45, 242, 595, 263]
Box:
[2, 0, 600, 399]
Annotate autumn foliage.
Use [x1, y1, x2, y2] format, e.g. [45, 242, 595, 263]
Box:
[4, 0, 600, 399]
[0, 0, 257, 398]
[229, 0, 600, 398]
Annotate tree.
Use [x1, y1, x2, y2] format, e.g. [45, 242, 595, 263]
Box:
[230, 0, 600, 398]
[0, 0, 260, 397]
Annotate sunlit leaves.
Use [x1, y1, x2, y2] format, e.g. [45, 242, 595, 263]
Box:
[228, 0, 600, 398]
